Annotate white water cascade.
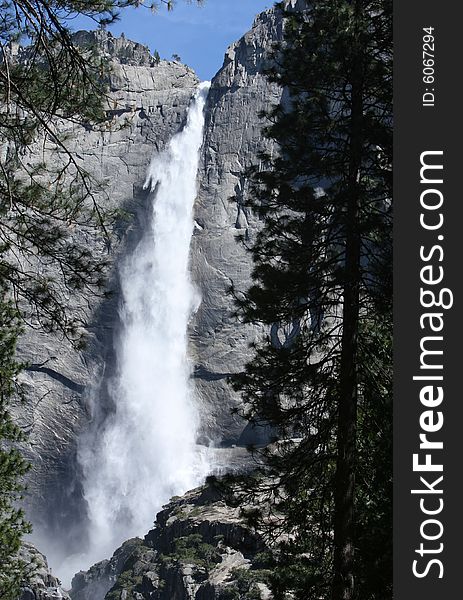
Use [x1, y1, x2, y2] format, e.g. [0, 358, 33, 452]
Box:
[78, 81, 211, 569]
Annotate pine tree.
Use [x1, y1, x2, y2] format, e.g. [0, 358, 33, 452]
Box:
[0, 289, 31, 600]
[232, 1, 392, 598]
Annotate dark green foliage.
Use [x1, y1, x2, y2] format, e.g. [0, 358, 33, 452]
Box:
[354, 317, 392, 599]
[217, 568, 271, 600]
[161, 534, 221, 573]
[105, 569, 143, 600]
[0, 290, 31, 600]
[232, 1, 392, 599]
[158, 533, 222, 586]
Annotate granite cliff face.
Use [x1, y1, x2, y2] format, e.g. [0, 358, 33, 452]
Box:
[190, 7, 284, 446]
[14, 1, 295, 589]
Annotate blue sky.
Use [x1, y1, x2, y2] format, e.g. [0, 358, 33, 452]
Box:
[68, 0, 272, 81]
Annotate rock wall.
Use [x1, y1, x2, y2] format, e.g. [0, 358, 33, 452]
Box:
[190, 5, 285, 446]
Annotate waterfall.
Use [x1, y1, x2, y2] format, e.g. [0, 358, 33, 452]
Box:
[78, 81, 211, 569]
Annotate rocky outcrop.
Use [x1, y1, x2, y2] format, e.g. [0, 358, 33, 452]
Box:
[70, 482, 272, 600]
[19, 543, 70, 600]
[69, 539, 145, 600]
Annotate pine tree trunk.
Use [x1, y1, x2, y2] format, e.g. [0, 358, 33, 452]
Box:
[332, 206, 360, 600]
[332, 2, 364, 598]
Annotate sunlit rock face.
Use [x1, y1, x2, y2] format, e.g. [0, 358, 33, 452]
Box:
[190, 5, 285, 446]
